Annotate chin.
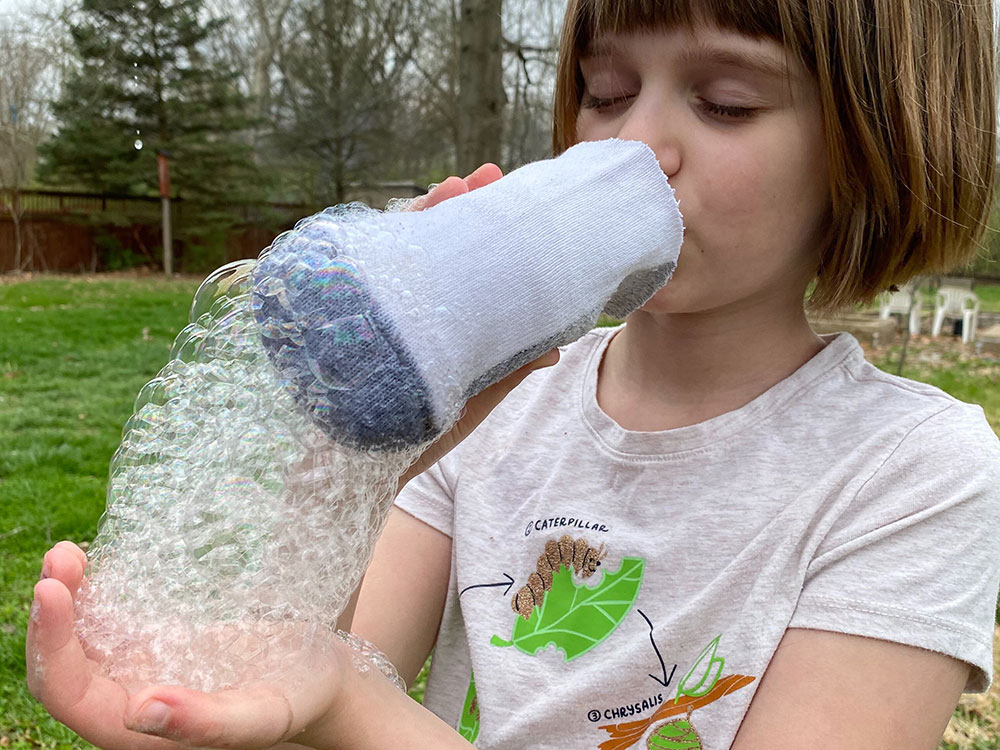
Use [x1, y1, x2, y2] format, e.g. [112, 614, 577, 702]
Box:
[636, 282, 687, 314]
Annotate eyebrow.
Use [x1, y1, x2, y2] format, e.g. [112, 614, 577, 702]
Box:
[678, 43, 794, 81]
[582, 36, 796, 82]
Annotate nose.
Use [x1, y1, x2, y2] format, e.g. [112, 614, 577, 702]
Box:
[615, 95, 681, 178]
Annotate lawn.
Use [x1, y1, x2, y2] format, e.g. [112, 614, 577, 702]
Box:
[1, 276, 998, 749]
[973, 282, 1000, 313]
[1, 275, 201, 749]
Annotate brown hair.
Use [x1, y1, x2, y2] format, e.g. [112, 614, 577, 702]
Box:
[553, 0, 997, 309]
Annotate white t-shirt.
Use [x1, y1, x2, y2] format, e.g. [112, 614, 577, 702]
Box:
[396, 327, 1000, 750]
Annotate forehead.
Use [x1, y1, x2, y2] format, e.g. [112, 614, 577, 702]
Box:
[580, 27, 803, 83]
[574, 0, 789, 46]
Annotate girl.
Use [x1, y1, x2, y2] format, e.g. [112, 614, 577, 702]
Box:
[28, 1, 1000, 748]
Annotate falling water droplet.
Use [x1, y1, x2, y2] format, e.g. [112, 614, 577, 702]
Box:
[134, 139, 144, 151]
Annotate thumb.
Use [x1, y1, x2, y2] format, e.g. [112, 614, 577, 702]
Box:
[124, 683, 301, 749]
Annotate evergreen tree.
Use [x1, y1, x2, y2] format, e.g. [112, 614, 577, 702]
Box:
[39, 0, 261, 204]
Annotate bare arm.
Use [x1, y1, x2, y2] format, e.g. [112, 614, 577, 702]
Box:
[731, 628, 968, 750]
[349, 507, 453, 686]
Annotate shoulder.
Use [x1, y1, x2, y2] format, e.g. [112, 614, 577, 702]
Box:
[812, 337, 1000, 528]
[814, 334, 998, 455]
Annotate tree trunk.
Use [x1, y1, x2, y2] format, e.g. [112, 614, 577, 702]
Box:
[323, 0, 349, 203]
[457, 0, 505, 174]
[250, 0, 294, 149]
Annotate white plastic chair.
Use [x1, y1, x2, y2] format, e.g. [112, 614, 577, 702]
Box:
[931, 287, 980, 343]
[878, 287, 922, 335]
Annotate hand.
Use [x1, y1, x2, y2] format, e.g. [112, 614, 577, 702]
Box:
[396, 163, 561, 491]
[405, 162, 503, 211]
[26, 541, 355, 750]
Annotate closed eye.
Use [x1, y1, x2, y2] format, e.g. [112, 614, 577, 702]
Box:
[582, 93, 759, 122]
[580, 93, 635, 113]
[697, 98, 758, 120]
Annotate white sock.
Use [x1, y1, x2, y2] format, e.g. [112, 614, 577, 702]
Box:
[252, 138, 683, 449]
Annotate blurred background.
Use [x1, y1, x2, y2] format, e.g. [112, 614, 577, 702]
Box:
[0, 0, 562, 274]
[0, 2, 998, 749]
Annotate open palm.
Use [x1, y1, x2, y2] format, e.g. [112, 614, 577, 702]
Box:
[27, 543, 349, 749]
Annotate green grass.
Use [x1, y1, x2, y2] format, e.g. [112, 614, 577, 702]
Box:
[0, 275, 431, 749]
[1, 276, 200, 749]
[1, 277, 997, 749]
[974, 282, 1000, 313]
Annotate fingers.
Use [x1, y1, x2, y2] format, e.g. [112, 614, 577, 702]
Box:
[419, 175, 468, 210]
[26, 579, 89, 706]
[464, 163, 503, 191]
[408, 163, 504, 212]
[124, 659, 345, 750]
[28, 544, 330, 750]
[41, 541, 87, 594]
[26, 580, 171, 750]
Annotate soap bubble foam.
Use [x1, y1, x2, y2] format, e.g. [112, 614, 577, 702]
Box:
[75, 257, 420, 693]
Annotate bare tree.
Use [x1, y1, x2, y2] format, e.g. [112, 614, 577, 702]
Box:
[205, 0, 296, 146]
[502, 0, 560, 166]
[405, 0, 559, 175]
[0, 17, 62, 270]
[271, 0, 430, 203]
[196, 0, 562, 197]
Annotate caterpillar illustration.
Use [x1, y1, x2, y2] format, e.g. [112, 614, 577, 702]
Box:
[511, 535, 607, 620]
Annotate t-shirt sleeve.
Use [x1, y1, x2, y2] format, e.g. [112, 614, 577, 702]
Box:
[789, 403, 1000, 692]
[394, 452, 458, 538]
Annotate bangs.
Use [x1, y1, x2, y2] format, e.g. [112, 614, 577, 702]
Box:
[555, 0, 815, 153]
[573, 0, 799, 53]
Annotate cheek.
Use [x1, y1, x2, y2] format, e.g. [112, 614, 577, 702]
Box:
[686, 160, 778, 251]
[691, 137, 828, 258]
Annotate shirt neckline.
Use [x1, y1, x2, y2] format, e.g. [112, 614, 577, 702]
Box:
[578, 325, 862, 460]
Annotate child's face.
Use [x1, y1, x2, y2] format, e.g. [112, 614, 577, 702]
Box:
[577, 23, 830, 316]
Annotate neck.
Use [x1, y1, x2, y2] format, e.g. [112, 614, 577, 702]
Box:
[597, 298, 825, 432]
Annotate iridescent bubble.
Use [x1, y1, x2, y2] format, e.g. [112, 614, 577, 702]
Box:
[75, 259, 414, 693]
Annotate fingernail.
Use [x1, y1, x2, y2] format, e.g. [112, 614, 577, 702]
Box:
[40, 563, 50, 580]
[130, 700, 171, 735]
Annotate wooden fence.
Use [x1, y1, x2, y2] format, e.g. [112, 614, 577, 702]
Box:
[0, 184, 423, 273]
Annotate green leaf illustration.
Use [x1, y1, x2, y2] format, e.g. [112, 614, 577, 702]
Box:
[457, 671, 480, 743]
[647, 718, 703, 749]
[676, 635, 724, 703]
[491, 557, 644, 661]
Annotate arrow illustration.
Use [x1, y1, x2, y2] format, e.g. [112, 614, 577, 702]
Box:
[459, 573, 515, 599]
[637, 608, 676, 688]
